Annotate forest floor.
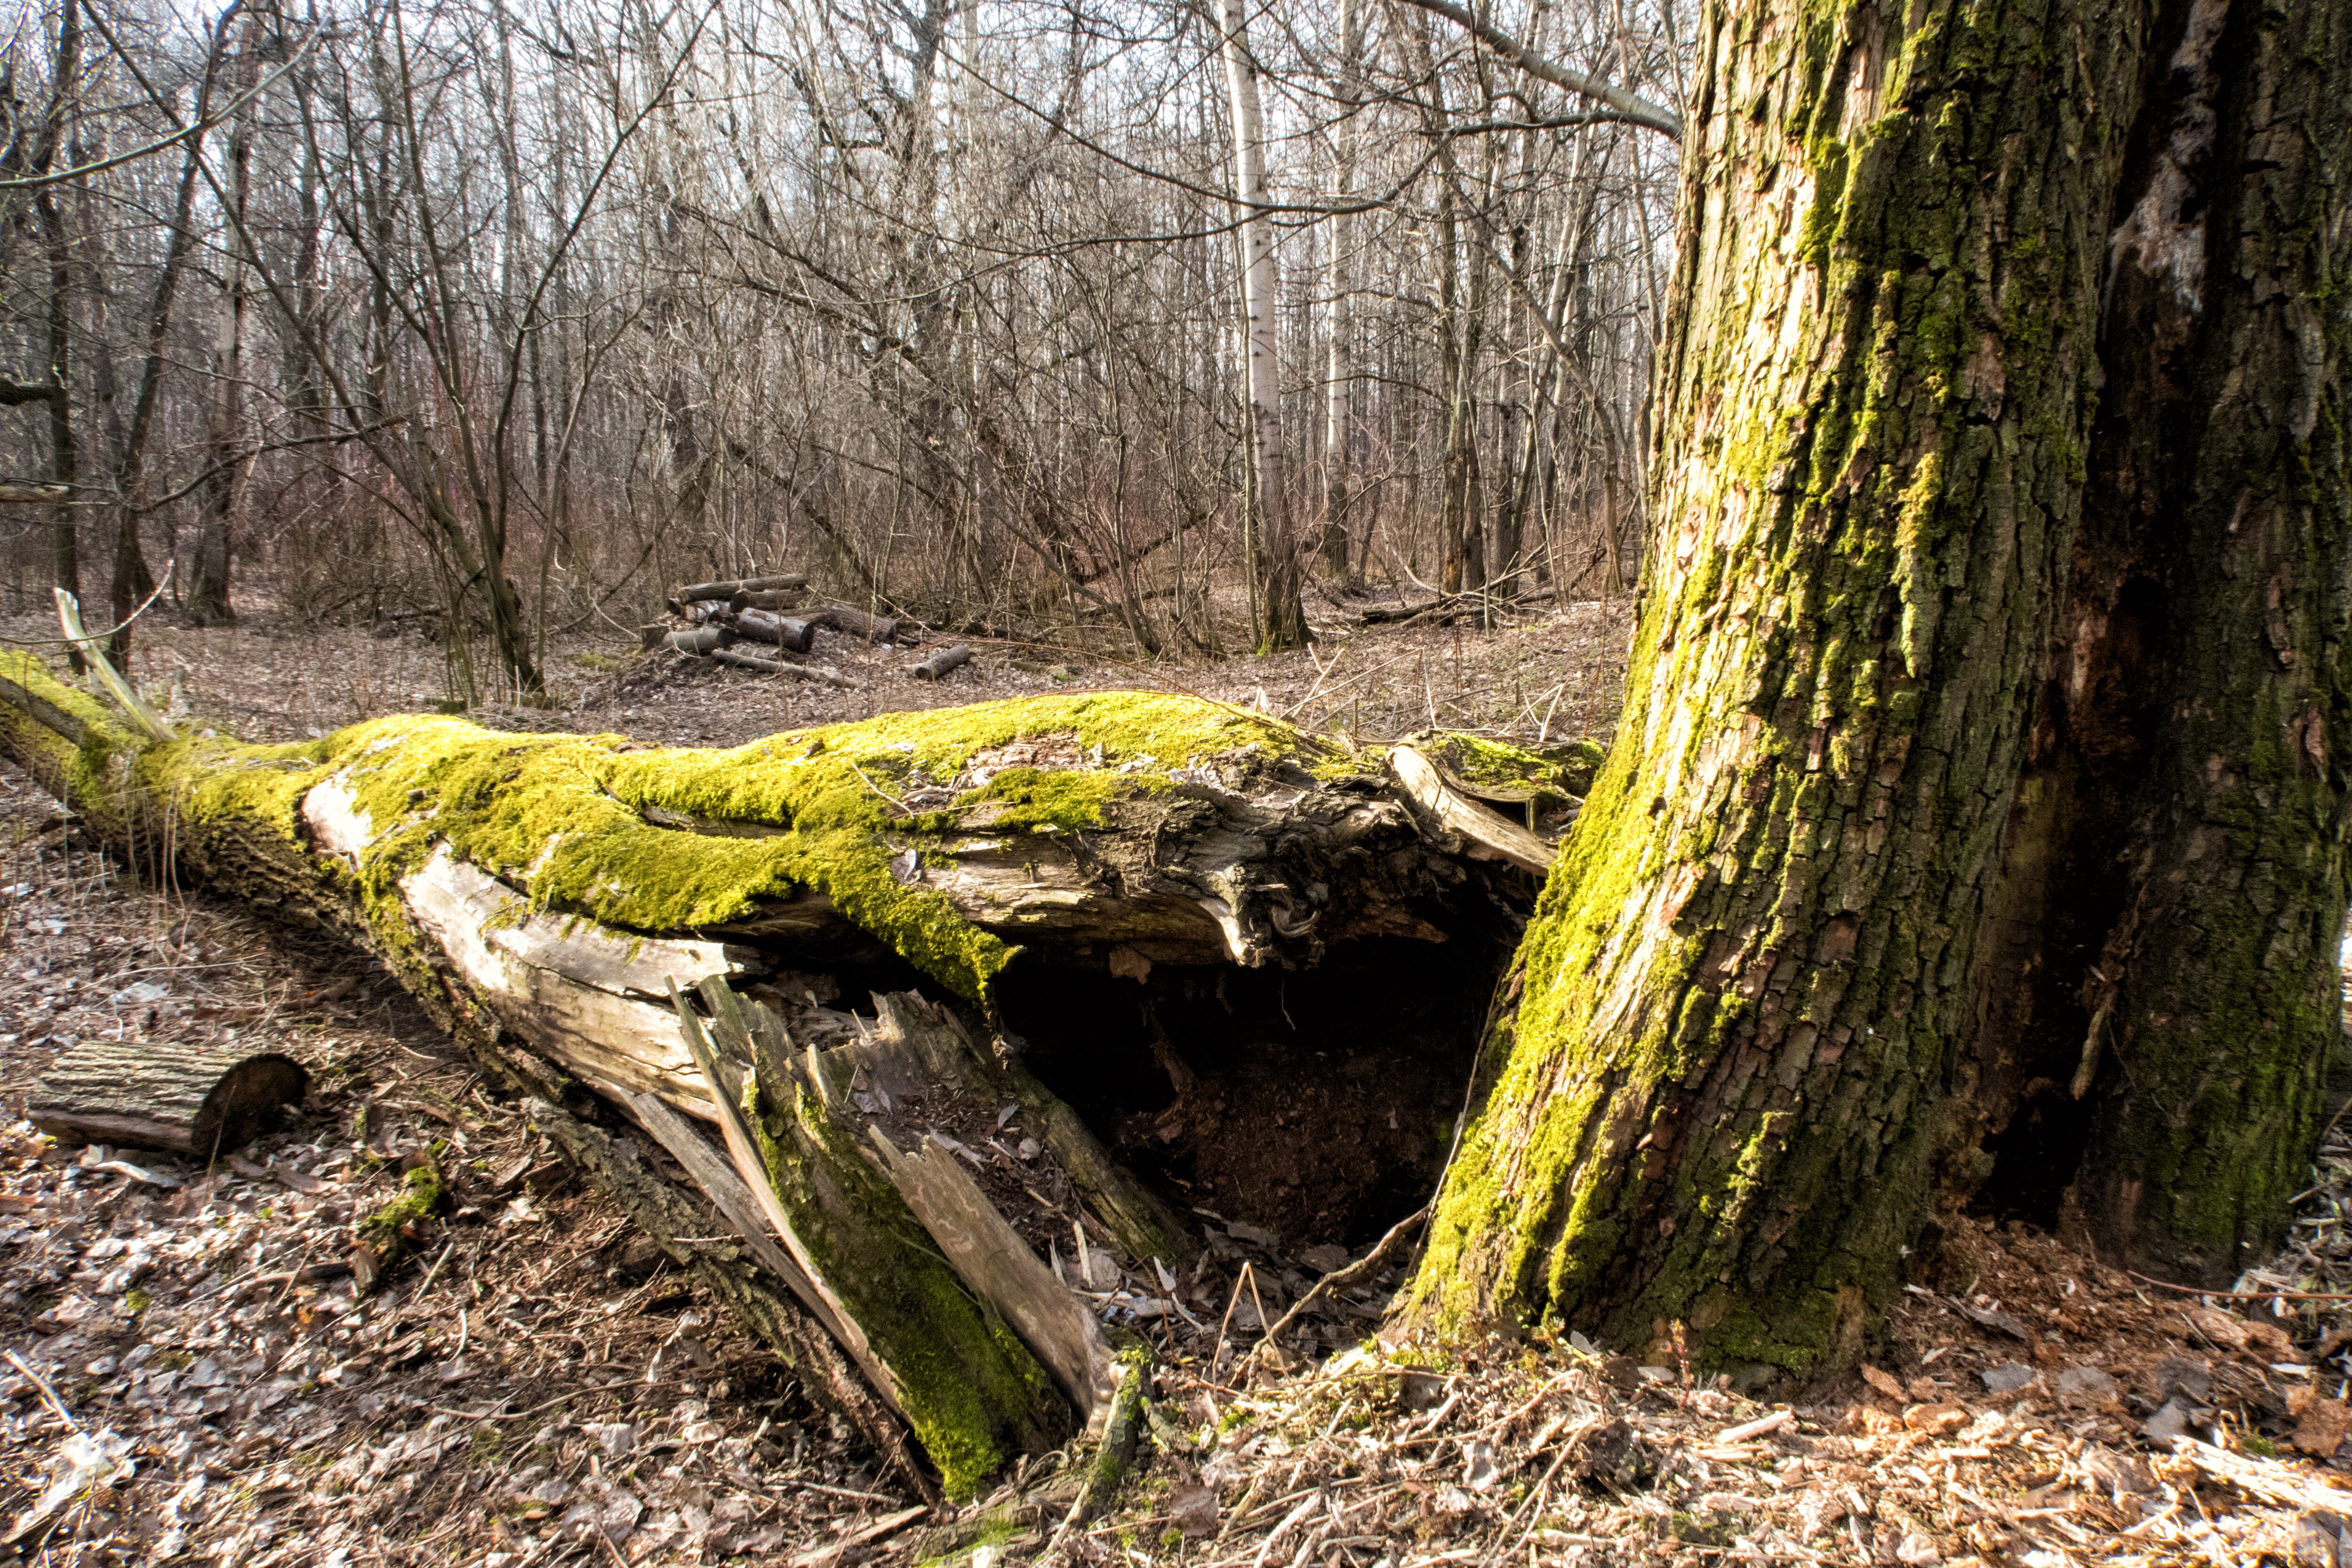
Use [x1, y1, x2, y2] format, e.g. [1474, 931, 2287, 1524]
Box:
[0, 587, 1634, 751]
[5, 594, 2352, 1568]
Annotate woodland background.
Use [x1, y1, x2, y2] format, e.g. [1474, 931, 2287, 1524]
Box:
[0, 0, 1678, 698]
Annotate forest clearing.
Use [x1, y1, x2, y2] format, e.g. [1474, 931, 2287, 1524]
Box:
[3, 0, 2350, 1557]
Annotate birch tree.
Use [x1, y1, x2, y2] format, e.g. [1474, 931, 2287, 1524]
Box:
[1213, 0, 1304, 652]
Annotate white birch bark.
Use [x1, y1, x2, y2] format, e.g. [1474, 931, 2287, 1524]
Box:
[1215, 0, 1303, 646]
[1319, 0, 1363, 578]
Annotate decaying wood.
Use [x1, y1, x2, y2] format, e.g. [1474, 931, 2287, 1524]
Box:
[871, 1125, 1120, 1431]
[729, 588, 804, 613]
[524, 1093, 939, 1504]
[709, 645, 851, 687]
[0, 651, 1577, 1494]
[306, 780, 729, 1117]
[734, 609, 814, 652]
[56, 591, 175, 744]
[29, 1038, 308, 1155]
[872, 994, 1196, 1267]
[675, 573, 806, 602]
[1388, 743, 1557, 875]
[709, 977, 1124, 1437]
[669, 983, 904, 1412]
[624, 1089, 824, 1309]
[909, 644, 972, 681]
[678, 979, 1073, 1488]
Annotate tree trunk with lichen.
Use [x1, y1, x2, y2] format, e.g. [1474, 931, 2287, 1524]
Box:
[1408, 0, 2352, 1374]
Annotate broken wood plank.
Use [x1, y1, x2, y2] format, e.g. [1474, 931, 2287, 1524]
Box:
[29, 1039, 307, 1156]
[678, 979, 1070, 1496]
[870, 1124, 1120, 1433]
[524, 1094, 935, 1503]
[872, 994, 1198, 1267]
[623, 1090, 846, 1340]
[1388, 742, 1557, 875]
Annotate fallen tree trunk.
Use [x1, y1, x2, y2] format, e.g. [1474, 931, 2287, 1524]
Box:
[909, 644, 971, 682]
[729, 588, 806, 613]
[666, 626, 731, 655]
[675, 573, 806, 604]
[814, 604, 912, 644]
[0, 651, 1573, 1493]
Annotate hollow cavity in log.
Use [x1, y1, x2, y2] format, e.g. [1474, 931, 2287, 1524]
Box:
[0, 653, 1583, 1492]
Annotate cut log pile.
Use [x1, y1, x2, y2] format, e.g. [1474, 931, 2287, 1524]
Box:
[638, 574, 933, 689]
[0, 647, 1594, 1504]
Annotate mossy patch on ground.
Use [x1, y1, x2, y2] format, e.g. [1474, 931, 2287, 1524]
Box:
[352, 1166, 450, 1290]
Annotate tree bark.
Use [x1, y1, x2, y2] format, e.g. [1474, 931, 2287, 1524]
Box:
[1408, 0, 2352, 1373]
[1318, 0, 1364, 582]
[187, 13, 261, 628]
[1215, 0, 1308, 653]
[29, 1, 84, 643]
[29, 1039, 306, 1155]
[1991, 0, 2352, 1281]
[106, 7, 238, 657]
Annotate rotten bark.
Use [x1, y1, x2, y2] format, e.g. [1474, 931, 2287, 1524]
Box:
[0, 655, 1564, 1488]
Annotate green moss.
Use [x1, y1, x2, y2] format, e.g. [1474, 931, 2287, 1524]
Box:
[1420, 731, 1605, 799]
[747, 1062, 1060, 1499]
[912, 1508, 1028, 1567]
[1076, 1341, 1153, 1519]
[353, 1167, 449, 1289]
[0, 658, 1332, 1005]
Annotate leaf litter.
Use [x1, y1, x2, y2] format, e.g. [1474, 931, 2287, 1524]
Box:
[8, 605, 2352, 1564]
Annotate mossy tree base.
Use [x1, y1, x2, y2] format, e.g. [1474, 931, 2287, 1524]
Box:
[1408, 0, 2352, 1374]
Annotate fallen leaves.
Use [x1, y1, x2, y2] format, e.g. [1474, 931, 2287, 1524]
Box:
[2295, 1396, 2352, 1457]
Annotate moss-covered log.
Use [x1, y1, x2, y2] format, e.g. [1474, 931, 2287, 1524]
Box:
[0, 652, 1565, 1485]
[676, 981, 1068, 1500]
[1409, 0, 2352, 1373]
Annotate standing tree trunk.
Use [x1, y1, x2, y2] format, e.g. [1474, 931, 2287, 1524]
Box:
[1409, 0, 2352, 1372]
[1318, 0, 1363, 583]
[107, 8, 238, 659]
[1215, 0, 1307, 653]
[187, 13, 260, 627]
[29, 0, 84, 646]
